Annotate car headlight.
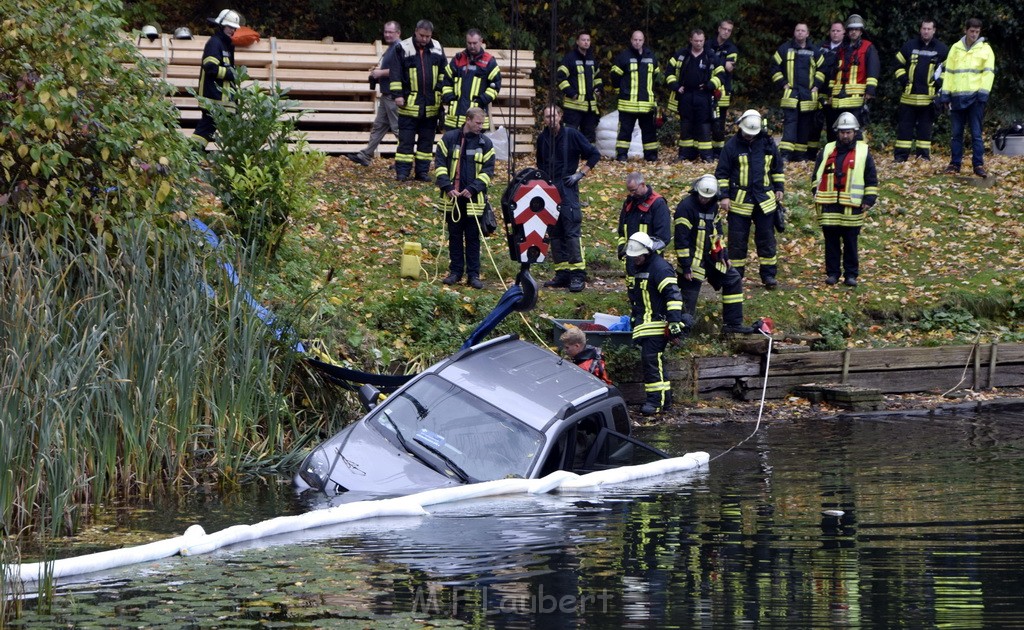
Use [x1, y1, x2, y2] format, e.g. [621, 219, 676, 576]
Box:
[296, 448, 330, 491]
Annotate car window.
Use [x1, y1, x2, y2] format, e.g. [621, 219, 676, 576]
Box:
[584, 429, 669, 471]
[369, 375, 544, 481]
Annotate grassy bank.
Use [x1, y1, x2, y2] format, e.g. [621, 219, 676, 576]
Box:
[258, 150, 1024, 371]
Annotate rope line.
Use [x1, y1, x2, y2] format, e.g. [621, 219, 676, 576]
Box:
[709, 327, 774, 464]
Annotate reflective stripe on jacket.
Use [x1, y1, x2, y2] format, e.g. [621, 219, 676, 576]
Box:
[895, 37, 948, 106]
[771, 40, 824, 111]
[434, 129, 495, 216]
[939, 37, 995, 110]
[611, 46, 659, 113]
[442, 50, 501, 129]
[813, 140, 878, 226]
[388, 37, 446, 118]
[557, 47, 602, 113]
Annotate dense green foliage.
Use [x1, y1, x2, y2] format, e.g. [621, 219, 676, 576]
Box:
[199, 69, 326, 257]
[0, 0, 197, 236]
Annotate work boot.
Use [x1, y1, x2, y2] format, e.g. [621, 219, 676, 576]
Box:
[568, 271, 586, 293]
[640, 402, 661, 416]
[722, 324, 757, 335]
[347, 153, 371, 167]
[844, 276, 858, 287]
[467, 275, 484, 289]
[944, 163, 960, 174]
[826, 275, 839, 286]
[442, 272, 461, 285]
[763, 276, 778, 290]
[544, 271, 570, 288]
[974, 166, 988, 178]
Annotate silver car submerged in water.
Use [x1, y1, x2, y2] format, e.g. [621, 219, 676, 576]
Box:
[295, 335, 668, 496]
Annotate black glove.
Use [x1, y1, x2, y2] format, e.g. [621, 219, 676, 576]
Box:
[617, 244, 626, 260]
[564, 171, 585, 187]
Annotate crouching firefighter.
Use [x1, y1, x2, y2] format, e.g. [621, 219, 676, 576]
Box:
[674, 175, 751, 334]
[625, 232, 689, 416]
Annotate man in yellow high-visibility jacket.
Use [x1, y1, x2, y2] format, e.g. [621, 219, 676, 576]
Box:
[812, 113, 878, 288]
[939, 18, 996, 178]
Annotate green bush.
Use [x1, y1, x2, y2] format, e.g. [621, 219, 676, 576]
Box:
[0, 0, 196, 236]
[812, 309, 853, 350]
[199, 68, 326, 258]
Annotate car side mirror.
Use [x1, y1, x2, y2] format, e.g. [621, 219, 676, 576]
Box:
[358, 384, 382, 411]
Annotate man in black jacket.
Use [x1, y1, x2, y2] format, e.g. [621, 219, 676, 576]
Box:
[625, 232, 687, 416]
[388, 20, 447, 182]
[666, 29, 723, 162]
[715, 109, 785, 288]
[616, 171, 672, 278]
[557, 32, 603, 142]
[893, 19, 948, 162]
[771, 23, 825, 163]
[611, 31, 660, 162]
[537, 105, 601, 293]
[675, 175, 747, 333]
[434, 108, 495, 289]
[194, 9, 240, 145]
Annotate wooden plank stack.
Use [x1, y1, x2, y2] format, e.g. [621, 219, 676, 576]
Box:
[613, 342, 1024, 405]
[131, 34, 537, 156]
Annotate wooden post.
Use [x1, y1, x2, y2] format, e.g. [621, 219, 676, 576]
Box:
[989, 342, 998, 389]
[841, 348, 851, 384]
[973, 342, 981, 390]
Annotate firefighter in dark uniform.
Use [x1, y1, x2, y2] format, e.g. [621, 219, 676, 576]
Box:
[625, 232, 688, 416]
[616, 171, 673, 278]
[537, 105, 601, 293]
[611, 31, 660, 162]
[707, 20, 738, 159]
[812, 113, 878, 287]
[771, 23, 825, 163]
[557, 32, 603, 143]
[194, 9, 240, 145]
[826, 14, 880, 141]
[434, 108, 495, 289]
[441, 28, 501, 131]
[675, 175, 748, 334]
[893, 20, 948, 162]
[813, 22, 846, 158]
[388, 19, 447, 182]
[667, 29, 723, 162]
[716, 109, 785, 289]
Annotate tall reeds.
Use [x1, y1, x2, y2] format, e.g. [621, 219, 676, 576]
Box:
[0, 218, 321, 614]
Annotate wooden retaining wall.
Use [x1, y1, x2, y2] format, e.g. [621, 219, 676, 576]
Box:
[615, 342, 1024, 405]
[132, 35, 537, 155]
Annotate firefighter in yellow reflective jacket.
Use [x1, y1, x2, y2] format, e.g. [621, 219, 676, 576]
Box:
[388, 20, 447, 182]
[557, 31, 603, 142]
[434, 108, 495, 289]
[825, 14, 879, 141]
[707, 20, 738, 159]
[812, 113, 878, 287]
[893, 20, 948, 162]
[441, 29, 501, 131]
[625, 232, 688, 416]
[611, 31, 660, 162]
[939, 18, 996, 177]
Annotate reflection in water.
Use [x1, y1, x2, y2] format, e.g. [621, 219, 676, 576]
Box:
[15, 411, 1024, 628]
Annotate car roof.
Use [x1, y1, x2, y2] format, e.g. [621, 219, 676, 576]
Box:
[432, 336, 611, 431]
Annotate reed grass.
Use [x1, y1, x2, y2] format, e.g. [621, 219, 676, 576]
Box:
[0, 217, 336, 618]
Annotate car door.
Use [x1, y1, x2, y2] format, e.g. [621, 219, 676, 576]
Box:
[580, 428, 669, 471]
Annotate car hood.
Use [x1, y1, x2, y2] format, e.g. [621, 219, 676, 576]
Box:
[313, 419, 460, 496]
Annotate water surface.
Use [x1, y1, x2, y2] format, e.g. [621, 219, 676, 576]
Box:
[13, 410, 1024, 628]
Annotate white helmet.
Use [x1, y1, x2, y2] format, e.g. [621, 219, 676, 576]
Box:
[694, 174, 719, 199]
[846, 14, 865, 30]
[141, 25, 159, 42]
[625, 232, 655, 257]
[216, 9, 242, 29]
[737, 109, 762, 135]
[173, 27, 193, 40]
[833, 112, 861, 131]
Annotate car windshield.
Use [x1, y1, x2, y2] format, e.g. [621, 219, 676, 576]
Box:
[368, 374, 545, 481]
